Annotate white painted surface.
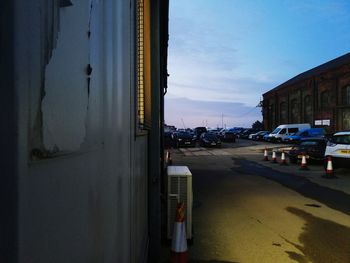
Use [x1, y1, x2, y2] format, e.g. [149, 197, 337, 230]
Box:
[13, 0, 152, 262]
[42, 1, 90, 151]
[167, 166, 192, 176]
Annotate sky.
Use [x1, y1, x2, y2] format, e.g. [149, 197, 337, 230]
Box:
[165, 0, 350, 129]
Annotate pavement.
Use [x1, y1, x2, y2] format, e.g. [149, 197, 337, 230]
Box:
[160, 140, 350, 262]
[169, 140, 350, 195]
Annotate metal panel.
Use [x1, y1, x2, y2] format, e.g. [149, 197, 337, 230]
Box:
[13, 0, 151, 262]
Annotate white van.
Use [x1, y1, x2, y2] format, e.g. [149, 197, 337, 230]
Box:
[267, 123, 311, 142]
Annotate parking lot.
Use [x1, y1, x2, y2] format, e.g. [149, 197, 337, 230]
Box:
[170, 139, 350, 195]
[164, 138, 350, 262]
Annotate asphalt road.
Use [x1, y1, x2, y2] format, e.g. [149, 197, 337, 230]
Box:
[163, 141, 350, 263]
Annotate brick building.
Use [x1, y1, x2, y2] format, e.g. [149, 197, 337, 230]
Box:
[262, 53, 350, 133]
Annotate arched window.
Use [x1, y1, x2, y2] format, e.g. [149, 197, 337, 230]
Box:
[343, 109, 350, 130]
[291, 99, 299, 123]
[304, 95, 312, 124]
[280, 102, 287, 123]
[320, 90, 330, 109]
[269, 104, 275, 127]
[342, 85, 350, 105]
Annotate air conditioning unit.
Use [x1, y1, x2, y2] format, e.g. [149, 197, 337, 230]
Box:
[167, 165, 193, 240]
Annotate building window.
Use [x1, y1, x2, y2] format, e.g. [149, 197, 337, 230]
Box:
[343, 109, 350, 130]
[279, 102, 287, 123]
[304, 95, 312, 124]
[291, 99, 299, 123]
[269, 104, 275, 128]
[320, 90, 330, 109]
[342, 85, 350, 105]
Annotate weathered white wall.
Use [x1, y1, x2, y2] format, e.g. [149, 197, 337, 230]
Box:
[13, 0, 150, 262]
[42, 1, 90, 151]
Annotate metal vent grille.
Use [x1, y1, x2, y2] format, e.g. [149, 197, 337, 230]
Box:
[167, 174, 192, 239]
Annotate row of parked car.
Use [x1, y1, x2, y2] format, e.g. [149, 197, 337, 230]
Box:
[245, 124, 328, 144]
[164, 124, 350, 169]
[164, 127, 222, 148]
[164, 126, 243, 149]
[283, 130, 350, 170]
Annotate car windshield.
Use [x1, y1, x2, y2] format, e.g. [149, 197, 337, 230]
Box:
[271, 128, 281, 134]
[177, 132, 191, 137]
[332, 135, 350, 145]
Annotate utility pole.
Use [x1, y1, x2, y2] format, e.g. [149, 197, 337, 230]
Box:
[221, 113, 224, 128]
[181, 118, 186, 129]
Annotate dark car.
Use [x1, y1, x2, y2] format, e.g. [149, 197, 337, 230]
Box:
[288, 138, 327, 164]
[193, 126, 208, 140]
[199, 132, 221, 147]
[164, 131, 174, 148]
[222, 128, 237, 142]
[240, 129, 260, 139]
[173, 131, 196, 148]
[252, 131, 270, 141]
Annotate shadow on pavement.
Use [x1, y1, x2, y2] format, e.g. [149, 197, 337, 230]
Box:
[190, 260, 239, 263]
[285, 207, 350, 263]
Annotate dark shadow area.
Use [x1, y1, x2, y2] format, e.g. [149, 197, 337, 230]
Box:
[190, 260, 239, 263]
[284, 251, 308, 263]
[233, 158, 350, 215]
[285, 207, 350, 263]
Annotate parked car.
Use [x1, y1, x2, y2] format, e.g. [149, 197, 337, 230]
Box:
[164, 131, 174, 148]
[283, 128, 325, 144]
[263, 132, 271, 141]
[199, 132, 221, 147]
[267, 123, 311, 142]
[252, 131, 270, 141]
[173, 131, 196, 148]
[221, 128, 237, 142]
[193, 126, 207, 140]
[288, 138, 327, 164]
[240, 129, 260, 139]
[324, 131, 350, 169]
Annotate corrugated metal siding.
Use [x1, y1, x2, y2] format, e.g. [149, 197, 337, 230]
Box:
[14, 0, 150, 262]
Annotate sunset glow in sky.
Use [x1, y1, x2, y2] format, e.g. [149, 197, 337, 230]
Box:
[165, 0, 350, 129]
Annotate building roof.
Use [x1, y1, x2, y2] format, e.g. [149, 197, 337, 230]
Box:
[264, 52, 350, 96]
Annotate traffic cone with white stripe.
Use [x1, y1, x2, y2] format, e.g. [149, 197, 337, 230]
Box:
[280, 150, 288, 165]
[323, 156, 335, 178]
[171, 202, 188, 263]
[299, 153, 309, 170]
[263, 148, 269, 161]
[271, 150, 277, 163]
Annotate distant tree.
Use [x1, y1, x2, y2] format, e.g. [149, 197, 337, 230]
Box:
[252, 120, 263, 130]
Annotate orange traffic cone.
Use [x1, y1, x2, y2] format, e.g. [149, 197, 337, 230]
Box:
[323, 156, 335, 178]
[299, 153, 309, 170]
[271, 150, 277, 163]
[171, 202, 188, 263]
[280, 151, 288, 165]
[263, 148, 269, 161]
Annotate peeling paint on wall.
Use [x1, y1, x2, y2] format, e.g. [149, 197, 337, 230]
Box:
[40, 1, 90, 153]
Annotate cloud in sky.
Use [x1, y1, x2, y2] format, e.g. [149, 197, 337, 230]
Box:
[165, 0, 350, 128]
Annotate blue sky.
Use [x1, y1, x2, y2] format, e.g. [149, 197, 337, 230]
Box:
[165, 0, 350, 129]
